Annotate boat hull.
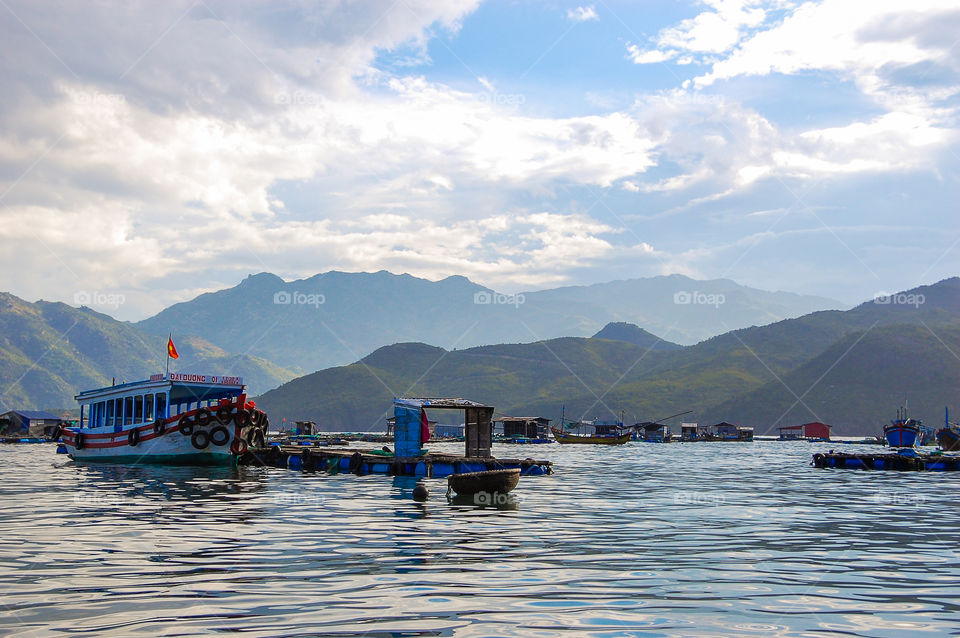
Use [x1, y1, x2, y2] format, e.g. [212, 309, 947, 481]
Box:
[937, 427, 960, 452]
[447, 468, 521, 496]
[551, 427, 632, 445]
[61, 408, 253, 465]
[884, 422, 921, 448]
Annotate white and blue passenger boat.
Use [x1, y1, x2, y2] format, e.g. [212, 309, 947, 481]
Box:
[62, 373, 267, 465]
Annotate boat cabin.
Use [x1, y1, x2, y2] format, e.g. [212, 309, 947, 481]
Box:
[634, 421, 671, 442]
[592, 420, 624, 436]
[74, 373, 245, 431]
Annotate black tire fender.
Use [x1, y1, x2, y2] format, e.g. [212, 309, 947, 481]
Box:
[209, 425, 230, 447]
[191, 430, 210, 450]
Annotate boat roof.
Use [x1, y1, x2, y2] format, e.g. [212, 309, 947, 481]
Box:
[395, 397, 492, 409]
[76, 373, 244, 403]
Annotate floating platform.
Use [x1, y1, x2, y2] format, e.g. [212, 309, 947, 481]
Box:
[813, 451, 960, 471]
[240, 444, 552, 477]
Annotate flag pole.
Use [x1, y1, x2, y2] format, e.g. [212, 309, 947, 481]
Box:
[165, 332, 171, 377]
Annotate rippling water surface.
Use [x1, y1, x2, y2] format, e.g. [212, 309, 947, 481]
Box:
[1, 441, 959, 637]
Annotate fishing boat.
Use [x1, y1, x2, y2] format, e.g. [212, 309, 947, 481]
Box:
[551, 426, 632, 445]
[936, 407, 960, 451]
[883, 407, 922, 448]
[447, 468, 521, 496]
[60, 373, 267, 465]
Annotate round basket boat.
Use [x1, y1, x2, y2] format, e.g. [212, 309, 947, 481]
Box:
[447, 468, 521, 496]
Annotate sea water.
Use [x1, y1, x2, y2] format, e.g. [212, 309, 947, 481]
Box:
[0, 441, 958, 637]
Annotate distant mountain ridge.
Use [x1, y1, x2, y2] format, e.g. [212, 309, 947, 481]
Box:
[0, 293, 296, 411]
[254, 278, 960, 436]
[591, 322, 682, 350]
[136, 270, 844, 372]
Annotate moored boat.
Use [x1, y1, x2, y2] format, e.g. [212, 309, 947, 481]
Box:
[550, 427, 632, 445]
[447, 468, 521, 496]
[883, 407, 921, 448]
[62, 373, 267, 465]
[936, 407, 960, 451]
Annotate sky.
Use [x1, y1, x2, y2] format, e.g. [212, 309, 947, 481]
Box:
[0, 0, 958, 320]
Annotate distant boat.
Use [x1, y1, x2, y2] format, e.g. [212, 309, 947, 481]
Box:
[551, 427, 632, 445]
[936, 407, 960, 451]
[883, 407, 922, 448]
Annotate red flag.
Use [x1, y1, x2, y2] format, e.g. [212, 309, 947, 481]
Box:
[420, 408, 430, 446]
[167, 335, 179, 359]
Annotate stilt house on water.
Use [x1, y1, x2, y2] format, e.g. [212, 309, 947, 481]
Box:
[495, 416, 551, 439]
[778, 422, 832, 441]
[0, 410, 62, 437]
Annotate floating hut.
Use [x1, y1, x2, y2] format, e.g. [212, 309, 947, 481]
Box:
[0, 410, 62, 438]
[779, 422, 832, 441]
[241, 397, 551, 477]
[495, 416, 551, 439]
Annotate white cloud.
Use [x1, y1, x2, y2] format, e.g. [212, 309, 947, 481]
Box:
[567, 6, 599, 23]
[627, 0, 768, 65]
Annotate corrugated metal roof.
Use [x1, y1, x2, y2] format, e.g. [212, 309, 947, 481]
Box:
[2, 410, 60, 420]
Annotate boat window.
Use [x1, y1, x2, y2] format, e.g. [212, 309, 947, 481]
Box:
[156, 393, 166, 419]
[124, 397, 133, 425]
[145, 394, 154, 421]
[106, 400, 114, 427]
[134, 395, 143, 423]
[97, 401, 105, 427]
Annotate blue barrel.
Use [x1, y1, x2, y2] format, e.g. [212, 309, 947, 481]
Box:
[414, 462, 428, 476]
[844, 458, 863, 468]
[433, 463, 455, 477]
[371, 463, 389, 474]
[288, 456, 302, 470]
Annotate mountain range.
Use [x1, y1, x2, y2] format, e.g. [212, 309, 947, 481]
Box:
[136, 271, 843, 373]
[0, 293, 295, 413]
[254, 278, 960, 436]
